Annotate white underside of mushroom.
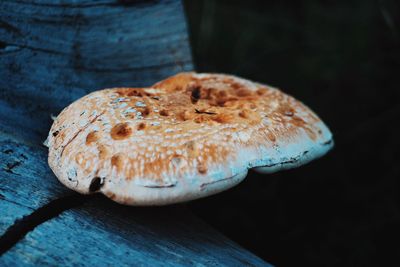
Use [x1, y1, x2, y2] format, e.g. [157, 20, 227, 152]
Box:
[52, 121, 333, 206]
[100, 170, 249, 206]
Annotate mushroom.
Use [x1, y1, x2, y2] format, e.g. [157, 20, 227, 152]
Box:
[47, 72, 333, 206]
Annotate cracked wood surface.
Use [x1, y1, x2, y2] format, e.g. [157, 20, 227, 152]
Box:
[0, 0, 270, 265]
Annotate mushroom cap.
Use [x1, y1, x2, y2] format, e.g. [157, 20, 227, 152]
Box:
[47, 72, 333, 205]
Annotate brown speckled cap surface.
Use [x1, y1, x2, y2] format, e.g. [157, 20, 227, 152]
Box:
[47, 72, 333, 205]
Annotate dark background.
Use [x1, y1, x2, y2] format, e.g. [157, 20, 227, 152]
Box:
[184, 1, 400, 266]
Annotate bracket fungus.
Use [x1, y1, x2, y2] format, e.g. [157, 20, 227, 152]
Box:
[47, 72, 333, 205]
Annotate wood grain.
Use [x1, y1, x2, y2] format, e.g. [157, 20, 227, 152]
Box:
[1, 198, 270, 266]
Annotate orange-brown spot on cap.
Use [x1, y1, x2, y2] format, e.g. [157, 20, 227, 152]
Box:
[141, 107, 151, 117]
[290, 116, 306, 127]
[212, 113, 234, 124]
[111, 154, 125, 173]
[135, 106, 151, 117]
[249, 103, 257, 109]
[159, 109, 170, 116]
[153, 72, 194, 92]
[238, 109, 251, 119]
[98, 145, 110, 160]
[128, 91, 143, 97]
[116, 88, 143, 97]
[287, 116, 317, 140]
[116, 89, 128, 96]
[238, 109, 261, 124]
[256, 88, 268, 95]
[179, 110, 195, 121]
[197, 163, 207, 174]
[218, 90, 228, 97]
[137, 122, 146, 130]
[215, 97, 238, 107]
[267, 132, 276, 142]
[236, 88, 252, 97]
[277, 104, 295, 117]
[173, 85, 182, 92]
[111, 122, 133, 140]
[86, 131, 100, 145]
[229, 81, 243, 89]
[194, 115, 211, 124]
[215, 99, 227, 107]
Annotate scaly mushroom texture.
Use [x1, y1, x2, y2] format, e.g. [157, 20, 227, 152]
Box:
[47, 72, 333, 205]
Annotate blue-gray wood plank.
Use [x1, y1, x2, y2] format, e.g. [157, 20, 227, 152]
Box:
[2, 200, 269, 266]
[0, 134, 70, 235]
[0, 0, 271, 266]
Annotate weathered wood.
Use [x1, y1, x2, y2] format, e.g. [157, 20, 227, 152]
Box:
[1, 199, 270, 266]
[0, 134, 70, 235]
[0, 0, 271, 265]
